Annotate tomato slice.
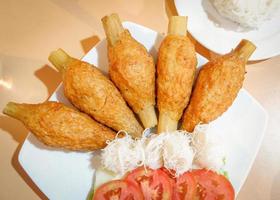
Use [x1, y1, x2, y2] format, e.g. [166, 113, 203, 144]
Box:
[173, 171, 196, 200]
[124, 167, 174, 200]
[191, 169, 235, 200]
[160, 167, 176, 181]
[93, 180, 144, 200]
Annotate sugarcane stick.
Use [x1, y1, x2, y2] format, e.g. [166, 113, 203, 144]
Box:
[233, 39, 256, 61]
[102, 13, 124, 46]
[48, 49, 75, 73]
[168, 16, 187, 36]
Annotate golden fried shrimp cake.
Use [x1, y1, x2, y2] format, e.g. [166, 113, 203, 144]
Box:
[102, 13, 157, 129]
[49, 49, 143, 138]
[157, 16, 197, 133]
[3, 101, 115, 151]
[181, 39, 256, 132]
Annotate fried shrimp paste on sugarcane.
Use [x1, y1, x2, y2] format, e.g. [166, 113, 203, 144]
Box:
[102, 13, 157, 129]
[181, 39, 256, 132]
[3, 101, 116, 151]
[49, 49, 143, 138]
[157, 16, 197, 133]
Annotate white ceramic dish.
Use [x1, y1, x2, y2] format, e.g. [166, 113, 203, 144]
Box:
[174, 0, 280, 60]
[18, 22, 268, 199]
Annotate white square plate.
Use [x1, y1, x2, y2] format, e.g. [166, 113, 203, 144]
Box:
[18, 22, 268, 199]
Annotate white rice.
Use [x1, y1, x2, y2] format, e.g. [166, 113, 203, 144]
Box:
[211, 0, 280, 29]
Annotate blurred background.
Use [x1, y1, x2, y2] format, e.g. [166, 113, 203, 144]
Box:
[0, 0, 279, 199]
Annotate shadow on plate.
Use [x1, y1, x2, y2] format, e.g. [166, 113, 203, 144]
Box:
[51, 84, 75, 108]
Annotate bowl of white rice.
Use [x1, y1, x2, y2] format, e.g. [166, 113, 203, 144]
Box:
[174, 0, 280, 60]
[211, 0, 280, 29]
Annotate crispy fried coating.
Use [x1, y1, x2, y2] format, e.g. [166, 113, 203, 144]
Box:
[181, 40, 256, 132]
[157, 16, 197, 133]
[49, 49, 143, 138]
[3, 101, 115, 151]
[108, 30, 155, 113]
[102, 14, 157, 129]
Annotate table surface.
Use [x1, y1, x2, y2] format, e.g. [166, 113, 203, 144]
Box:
[0, 0, 279, 199]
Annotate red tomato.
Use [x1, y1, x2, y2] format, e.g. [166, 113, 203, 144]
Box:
[173, 171, 196, 200]
[93, 180, 144, 200]
[160, 167, 176, 181]
[191, 169, 235, 200]
[124, 167, 174, 200]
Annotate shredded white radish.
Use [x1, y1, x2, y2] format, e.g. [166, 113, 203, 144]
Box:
[101, 126, 226, 177]
[192, 125, 226, 171]
[162, 132, 194, 176]
[101, 131, 145, 176]
[144, 133, 166, 169]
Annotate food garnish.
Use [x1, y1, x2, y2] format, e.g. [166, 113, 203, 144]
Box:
[100, 126, 226, 177]
[93, 167, 234, 200]
[93, 180, 144, 200]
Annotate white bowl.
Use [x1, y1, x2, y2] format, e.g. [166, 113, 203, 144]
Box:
[174, 0, 280, 60]
[18, 21, 268, 199]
